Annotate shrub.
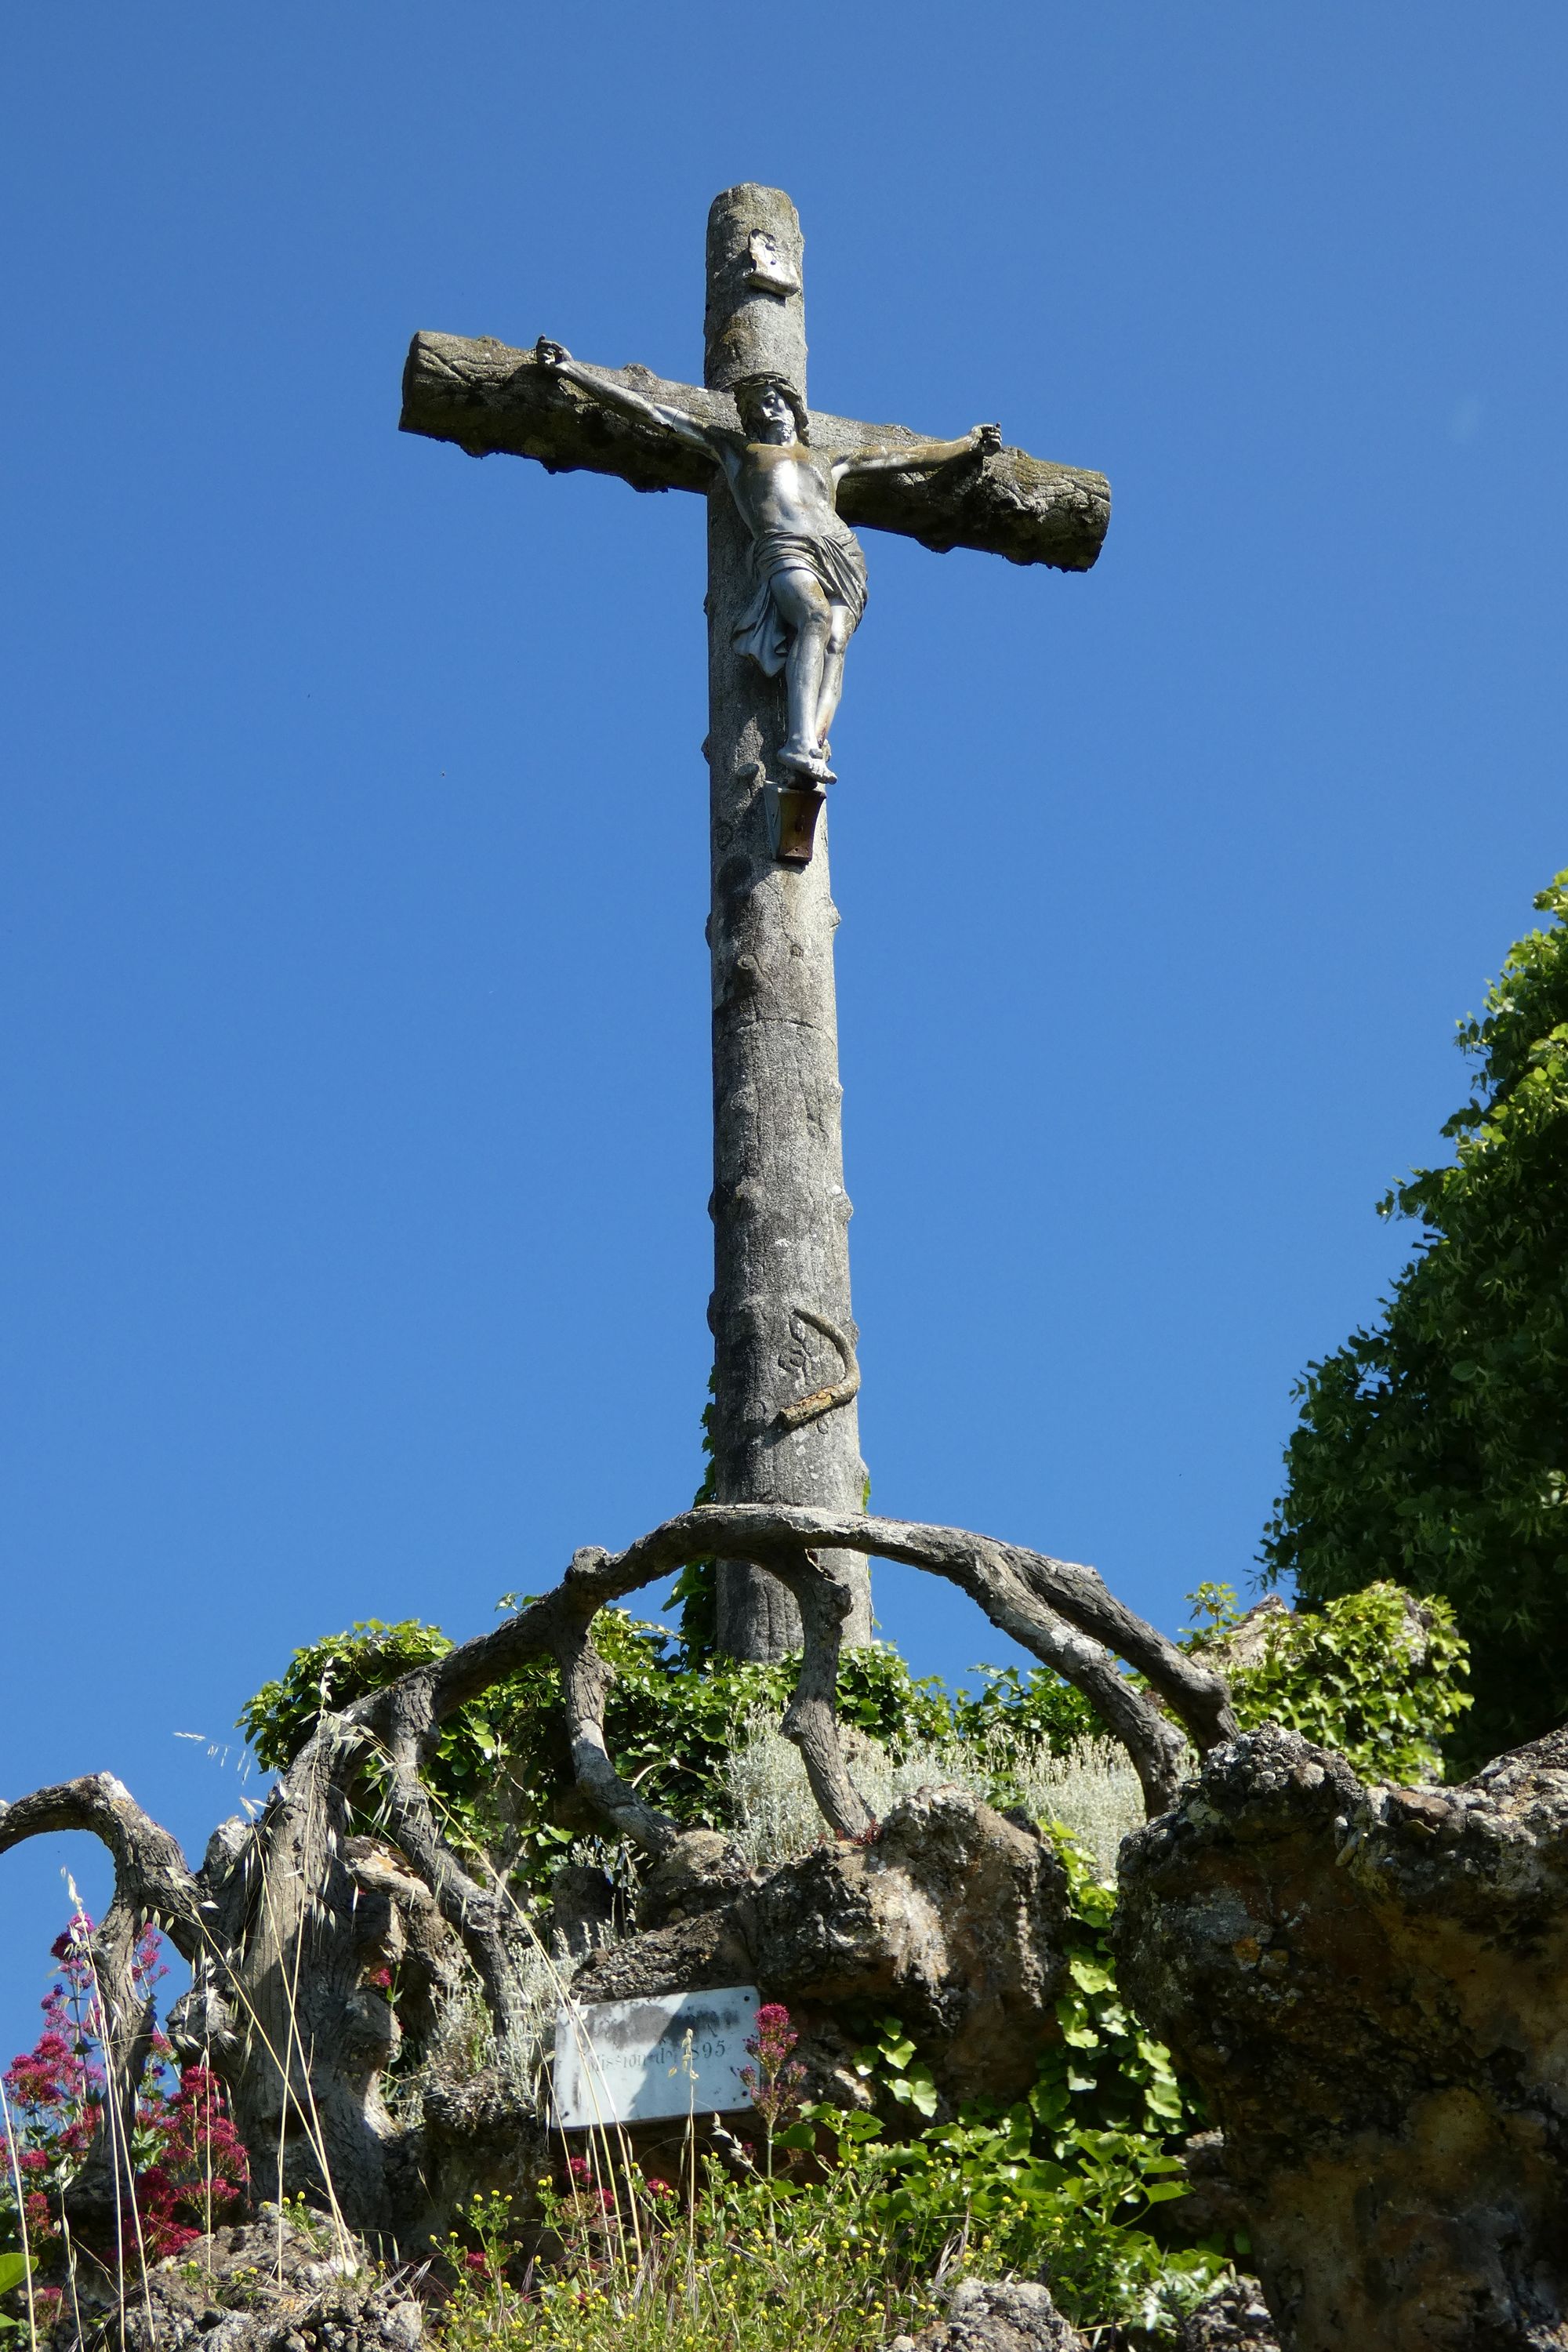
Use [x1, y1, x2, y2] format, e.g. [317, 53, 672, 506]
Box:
[1263, 873, 1568, 1767]
[238, 1617, 1099, 1904]
[722, 1713, 1144, 1882]
[1185, 1580, 1472, 1784]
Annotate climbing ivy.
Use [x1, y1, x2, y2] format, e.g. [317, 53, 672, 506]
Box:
[664, 1371, 720, 1661]
[1184, 1580, 1471, 1785]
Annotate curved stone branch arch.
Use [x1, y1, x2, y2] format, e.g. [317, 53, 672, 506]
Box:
[0, 1504, 1234, 2234]
[344, 1503, 1235, 1833]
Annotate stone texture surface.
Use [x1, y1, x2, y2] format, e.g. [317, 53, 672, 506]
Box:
[1115, 1722, 1568, 2351]
[548, 1860, 619, 1957]
[1171, 2279, 1280, 2350]
[636, 1825, 757, 1927]
[889, 2278, 1087, 2352]
[414, 2065, 548, 2251]
[572, 1785, 1070, 2107]
[51, 2209, 424, 2352]
[1163, 2129, 1248, 2246]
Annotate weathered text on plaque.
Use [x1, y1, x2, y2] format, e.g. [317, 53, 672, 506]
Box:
[552, 1985, 760, 2129]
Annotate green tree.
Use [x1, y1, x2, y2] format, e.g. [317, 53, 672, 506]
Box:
[1263, 873, 1568, 1768]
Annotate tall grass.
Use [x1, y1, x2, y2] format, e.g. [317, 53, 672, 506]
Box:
[437, 2144, 951, 2352]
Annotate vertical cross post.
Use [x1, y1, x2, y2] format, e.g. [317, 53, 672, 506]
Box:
[702, 187, 870, 1661]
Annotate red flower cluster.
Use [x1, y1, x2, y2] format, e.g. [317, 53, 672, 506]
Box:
[557, 2153, 621, 2228]
[3, 1914, 107, 2251]
[136, 2065, 250, 2258]
[2, 1915, 248, 2263]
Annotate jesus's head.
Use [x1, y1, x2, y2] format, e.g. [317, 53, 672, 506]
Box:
[735, 374, 809, 445]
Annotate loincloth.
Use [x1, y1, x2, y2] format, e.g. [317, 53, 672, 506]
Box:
[731, 517, 869, 677]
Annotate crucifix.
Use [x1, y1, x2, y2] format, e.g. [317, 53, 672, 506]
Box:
[401, 184, 1109, 1664]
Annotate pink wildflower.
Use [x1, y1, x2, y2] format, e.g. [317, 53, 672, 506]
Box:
[740, 2002, 808, 2135]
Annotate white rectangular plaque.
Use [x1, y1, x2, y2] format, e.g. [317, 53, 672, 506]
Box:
[552, 1984, 760, 2129]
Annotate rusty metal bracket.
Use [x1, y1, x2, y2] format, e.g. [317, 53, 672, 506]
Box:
[764, 777, 826, 865]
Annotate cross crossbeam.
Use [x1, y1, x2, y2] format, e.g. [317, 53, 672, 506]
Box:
[401, 333, 1109, 572]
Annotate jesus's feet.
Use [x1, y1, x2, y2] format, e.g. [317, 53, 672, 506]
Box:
[779, 742, 836, 786]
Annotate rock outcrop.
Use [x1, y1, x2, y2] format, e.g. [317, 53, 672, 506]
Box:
[1115, 1723, 1568, 2352]
[889, 2277, 1087, 2352]
[52, 2209, 424, 2352]
[572, 1785, 1071, 2108]
[1171, 2278, 1279, 2350]
[886, 2274, 1282, 2352]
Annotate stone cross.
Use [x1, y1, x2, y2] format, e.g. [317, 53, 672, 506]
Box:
[401, 185, 1109, 1662]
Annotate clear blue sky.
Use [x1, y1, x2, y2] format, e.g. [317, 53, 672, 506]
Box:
[2, 4, 1563, 2056]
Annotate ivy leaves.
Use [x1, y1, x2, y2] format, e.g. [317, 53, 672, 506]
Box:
[237, 1597, 1109, 1910]
[1034, 1831, 1193, 2143]
[1185, 1581, 1471, 1786]
[852, 2015, 939, 2119]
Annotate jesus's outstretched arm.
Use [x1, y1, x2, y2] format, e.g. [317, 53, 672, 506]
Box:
[833, 422, 1002, 480]
[534, 340, 720, 460]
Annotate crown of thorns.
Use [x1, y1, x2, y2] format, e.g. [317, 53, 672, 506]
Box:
[731, 372, 810, 437]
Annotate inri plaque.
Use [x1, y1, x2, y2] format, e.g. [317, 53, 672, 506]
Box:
[552, 1985, 760, 2129]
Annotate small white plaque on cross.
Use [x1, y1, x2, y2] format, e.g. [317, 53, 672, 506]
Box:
[552, 1985, 761, 2129]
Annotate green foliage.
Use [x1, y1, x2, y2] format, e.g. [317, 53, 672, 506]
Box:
[0, 2251, 30, 2337]
[238, 1617, 575, 1882]
[239, 1619, 456, 1771]
[1185, 1581, 1472, 1785]
[805, 1823, 1216, 2332]
[437, 2067, 1229, 2352]
[850, 2014, 940, 2121]
[1262, 873, 1568, 1766]
[848, 2103, 1220, 2336]
[948, 1662, 1100, 1760]
[441, 2155, 944, 2352]
[238, 1606, 999, 1904]
[1034, 1831, 1192, 2141]
[834, 1646, 955, 1754]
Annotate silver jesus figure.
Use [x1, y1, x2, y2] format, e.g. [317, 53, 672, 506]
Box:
[536, 341, 1000, 785]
